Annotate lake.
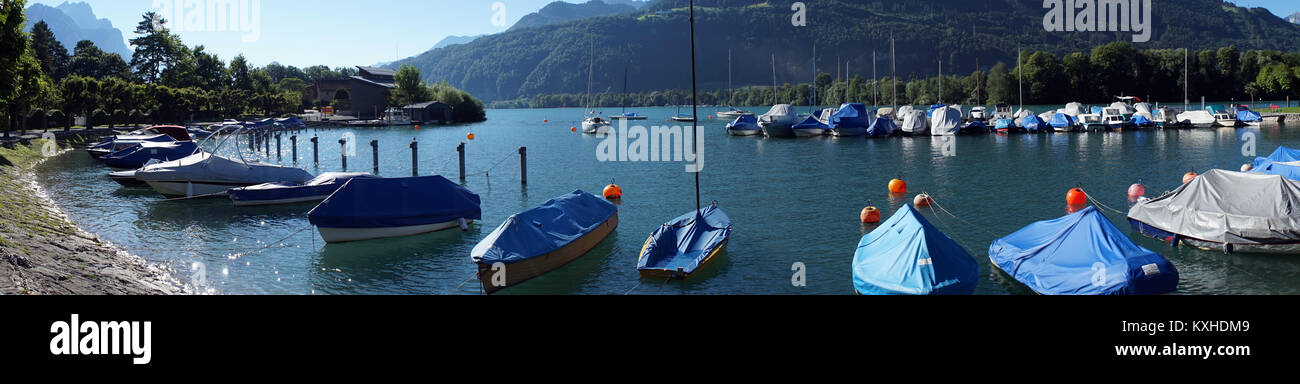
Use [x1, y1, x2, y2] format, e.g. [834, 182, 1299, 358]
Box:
[33, 105, 1300, 295]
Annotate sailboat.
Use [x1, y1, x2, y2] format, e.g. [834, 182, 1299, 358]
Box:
[580, 32, 612, 134]
[671, 93, 695, 122]
[758, 54, 798, 137]
[716, 50, 753, 119]
[637, 0, 734, 280]
[609, 67, 647, 121]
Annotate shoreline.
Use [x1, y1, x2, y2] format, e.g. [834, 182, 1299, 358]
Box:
[1, 141, 184, 295]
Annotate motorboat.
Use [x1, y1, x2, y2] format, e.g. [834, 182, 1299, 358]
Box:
[1048, 113, 1078, 132]
[791, 109, 833, 137]
[930, 105, 963, 136]
[830, 103, 872, 137]
[228, 172, 378, 206]
[582, 115, 613, 134]
[308, 176, 481, 244]
[900, 108, 930, 136]
[758, 104, 799, 138]
[1176, 110, 1216, 128]
[1129, 169, 1300, 254]
[1078, 114, 1106, 131]
[726, 115, 763, 136]
[133, 126, 313, 197]
[969, 106, 989, 121]
[100, 141, 199, 170]
[1101, 107, 1127, 130]
[86, 125, 191, 159]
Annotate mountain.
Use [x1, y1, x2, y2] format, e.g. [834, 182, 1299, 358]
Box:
[23, 2, 131, 59]
[388, 0, 1300, 103]
[1289, 12, 1300, 24]
[508, 0, 638, 31]
[432, 35, 484, 50]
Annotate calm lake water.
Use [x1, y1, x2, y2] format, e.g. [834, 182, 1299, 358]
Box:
[34, 106, 1300, 295]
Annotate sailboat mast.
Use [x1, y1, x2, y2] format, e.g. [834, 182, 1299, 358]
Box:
[689, 0, 701, 212]
[873, 50, 877, 107]
[587, 32, 595, 115]
[771, 54, 777, 105]
[621, 66, 628, 114]
[728, 49, 734, 107]
[1184, 48, 1189, 112]
[811, 43, 816, 113]
[1018, 46, 1023, 111]
[890, 35, 896, 112]
[938, 59, 943, 104]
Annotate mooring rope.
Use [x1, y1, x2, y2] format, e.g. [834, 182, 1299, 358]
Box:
[924, 192, 1001, 239]
[622, 280, 643, 295]
[448, 271, 480, 295]
[1080, 188, 1130, 216]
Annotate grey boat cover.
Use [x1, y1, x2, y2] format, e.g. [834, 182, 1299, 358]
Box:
[930, 106, 963, 135]
[135, 152, 313, 185]
[1127, 169, 1300, 245]
[1014, 109, 1035, 120]
[1133, 103, 1155, 120]
[1109, 102, 1136, 115]
[901, 109, 929, 134]
[760, 104, 797, 124]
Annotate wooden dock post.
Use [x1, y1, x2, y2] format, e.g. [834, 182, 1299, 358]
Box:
[370, 139, 379, 175]
[275, 133, 281, 160]
[518, 146, 527, 185]
[339, 137, 348, 170]
[311, 135, 319, 165]
[457, 142, 466, 181]
[290, 135, 298, 163]
[410, 138, 418, 177]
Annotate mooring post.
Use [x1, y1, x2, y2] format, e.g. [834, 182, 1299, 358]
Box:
[311, 135, 319, 165]
[339, 137, 348, 170]
[409, 138, 418, 177]
[457, 142, 466, 181]
[290, 135, 298, 163]
[264, 129, 271, 154]
[519, 146, 527, 185]
[370, 139, 379, 175]
[248, 130, 255, 151]
[275, 133, 282, 160]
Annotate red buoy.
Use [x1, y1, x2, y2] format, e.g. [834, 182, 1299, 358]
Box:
[1127, 183, 1146, 198]
[1066, 188, 1087, 206]
[1183, 172, 1198, 184]
[861, 207, 882, 224]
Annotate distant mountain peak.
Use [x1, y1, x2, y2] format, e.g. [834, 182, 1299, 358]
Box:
[1290, 12, 1300, 24]
[508, 0, 639, 32]
[24, 1, 131, 58]
[55, 1, 113, 30]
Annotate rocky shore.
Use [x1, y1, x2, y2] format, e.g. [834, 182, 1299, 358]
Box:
[0, 141, 183, 295]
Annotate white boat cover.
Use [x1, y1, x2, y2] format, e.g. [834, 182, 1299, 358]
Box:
[760, 104, 795, 122]
[901, 110, 929, 134]
[1133, 103, 1155, 120]
[1064, 102, 1086, 116]
[135, 152, 313, 186]
[1109, 102, 1136, 115]
[1128, 170, 1300, 245]
[930, 106, 963, 136]
[1014, 109, 1035, 120]
[1176, 110, 1216, 125]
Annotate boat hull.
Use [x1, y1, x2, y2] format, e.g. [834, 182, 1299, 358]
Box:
[637, 236, 728, 280]
[476, 212, 618, 294]
[318, 219, 469, 244]
[832, 128, 868, 137]
[108, 171, 148, 187]
[760, 123, 795, 138]
[727, 129, 762, 136]
[231, 194, 332, 207]
[1129, 219, 1300, 255]
[792, 128, 826, 137]
[144, 180, 255, 198]
[581, 121, 612, 134]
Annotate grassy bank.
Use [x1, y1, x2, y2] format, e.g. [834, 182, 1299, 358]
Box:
[0, 141, 181, 295]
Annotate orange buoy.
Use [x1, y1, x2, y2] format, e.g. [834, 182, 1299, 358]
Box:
[1241, 164, 1253, 172]
[544, 119, 549, 123]
[913, 194, 933, 207]
[1066, 188, 1088, 206]
[603, 184, 623, 200]
[860, 206, 882, 224]
[571, 127, 578, 132]
[467, 133, 476, 140]
[1182, 172, 1198, 184]
[1127, 183, 1146, 198]
[888, 179, 907, 194]
[414, 125, 420, 130]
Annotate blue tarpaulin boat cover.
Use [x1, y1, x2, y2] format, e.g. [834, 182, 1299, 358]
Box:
[308, 175, 481, 229]
[1237, 109, 1262, 122]
[1130, 115, 1154, 126]
[637, 205, 732, 275]
[852, 205, 979, 295]
[727, 115, 760, 131]
[866, 115, 896, 136]
[792, 115, 830, 130]
[471, 190, 616, 265]
[1250, 160, 1300, 180]
[101, 141, 198, 169]
[1252, 146, 1300, 168]
[994, 118, 1015, 130]
[1049, 113, 1075, 128]
[991, 206, 1178, 295]
[276, 117, 307, 127]
[1019, 115, 1048, 132]
[831, 103, 871, 128]
[927, 104, 948, 115]
[1090, 106, 1105, 115]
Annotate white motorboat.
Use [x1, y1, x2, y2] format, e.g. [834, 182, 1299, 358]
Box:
[582, 116, 613, 134]
[1101, 107, 1128, 130]
[969, 106, 989, 121]
[1078, 114, 1105, 131]
[1176, 110, 1216, 128]
[1214, 112, 1238, 127]
[134, 126, 312, 198]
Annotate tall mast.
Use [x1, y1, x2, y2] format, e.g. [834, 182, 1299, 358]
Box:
[1017, 46, 1023, 112]
[728, 49, 734, 107]
[811, 43, 816, 113]
[621, 66, 628, 114]
[689, 0, 701, 212]
[890, 35, 896, 112]
[873, 50, 878, 107]
[771, 53, 777, 105]
[586, 32, 595, 115]
[938, 59, 943, 104]
[1184, 48, 1189, 112]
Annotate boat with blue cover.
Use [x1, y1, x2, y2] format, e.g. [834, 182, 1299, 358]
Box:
[100, 141, 199, 170]
[1019, 114, 1049, 133]
[852, 204, 979, 295]
[1236, 105, 1262, 126]
[637, 203, 733, 279]
[1049, 113, 1077, 132]
[87, 125, 191, 159]
[726, 115, 762, 136]
[229, 172, 378, 206]
[791, 110, 832, 137]
[866, 115, 898, 136]
[830, 103, 872, 137]
[991, 206, 1179, 295]
[307, 175, 481, 243]
[471, 191, 618, 293]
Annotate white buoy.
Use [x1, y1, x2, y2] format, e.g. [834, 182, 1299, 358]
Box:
[1241, 163, 1253, 172]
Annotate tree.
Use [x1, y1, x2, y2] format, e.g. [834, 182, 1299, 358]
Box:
[59, 75, 99, 130]
[394, 65, 432, 105]
[1257, 63, 1297, 99]
[192, 46, 226, 89]
[29, 20, 69, 80]
[129, 12, 180, 83]
[1090, 42, 1138, 100]
[986, 62, 1013, 105]
[230, 54, 252, 91]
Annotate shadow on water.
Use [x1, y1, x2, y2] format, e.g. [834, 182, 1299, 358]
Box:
[311, 226, 482, 294]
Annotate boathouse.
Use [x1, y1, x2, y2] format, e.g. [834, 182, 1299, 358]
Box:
[403, 101, 454, 125]
[307, 66, 397, 119]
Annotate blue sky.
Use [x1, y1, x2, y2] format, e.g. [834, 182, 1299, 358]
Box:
[30, 0, 564, 68]
[29, 0, 1300, 70]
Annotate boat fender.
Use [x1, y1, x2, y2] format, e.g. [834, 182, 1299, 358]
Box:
[1241, 164, 1253, 172]
[1169, 235, 1180, 248]
[1127, 182, 1146, 198]
[860, 207, 881, 224]
[459, 218, 468, 232]
[913, 194, 933, 207]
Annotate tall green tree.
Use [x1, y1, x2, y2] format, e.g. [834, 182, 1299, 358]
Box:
[58, 75, 99, 130]
[129, 12, 179, 83]
[394, 65, 432, 105]
[29, 20, 68, 80]
[229, 54, 252, 91]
